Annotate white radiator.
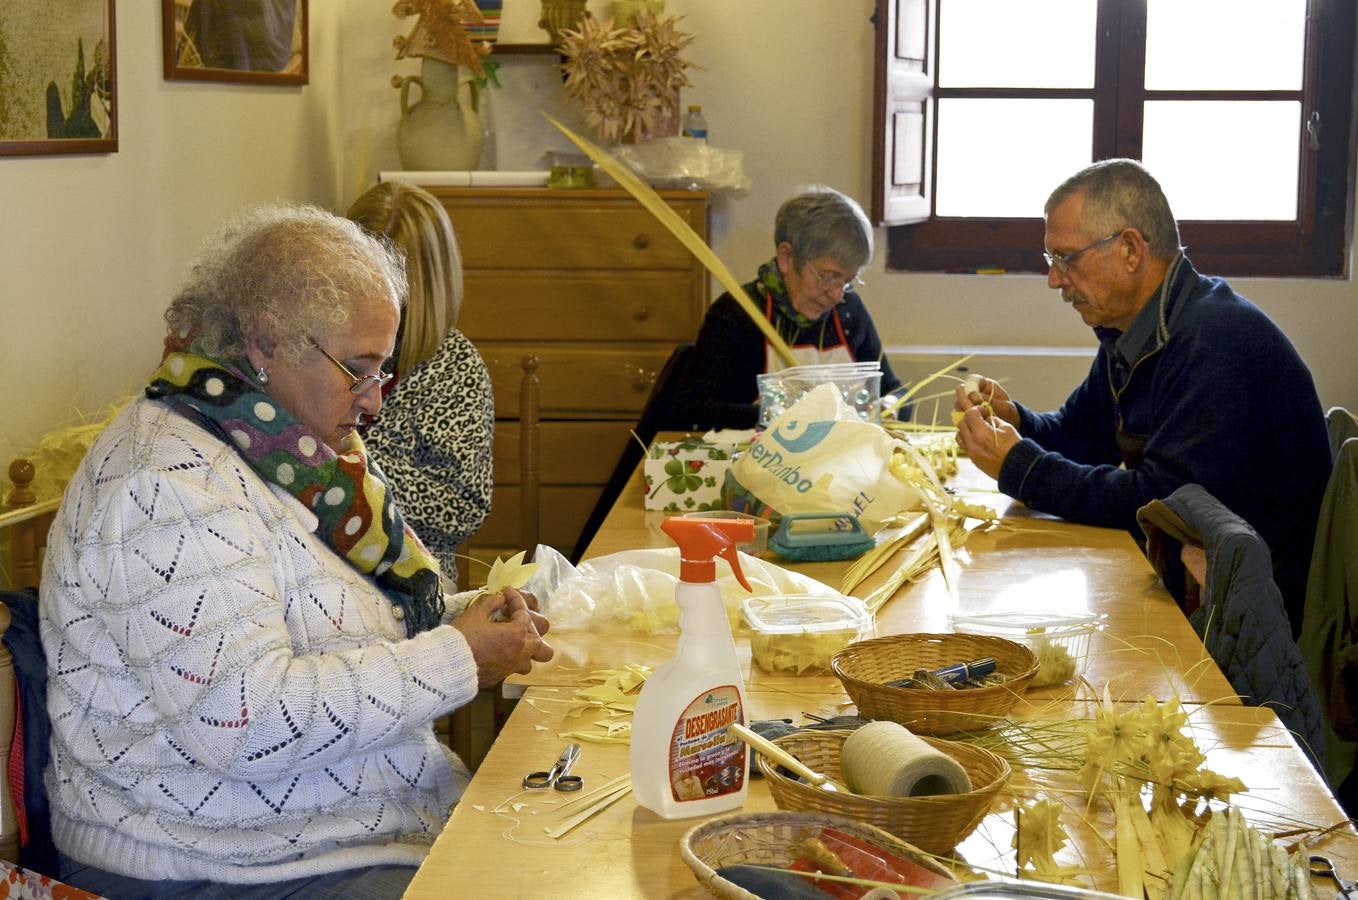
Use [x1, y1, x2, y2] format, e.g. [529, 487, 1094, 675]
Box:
[884, 345, 1098, 421]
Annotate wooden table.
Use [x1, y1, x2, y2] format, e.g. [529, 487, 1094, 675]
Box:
[407, 690, 1355, 898]
[512, 449, 1235, 706]
[407, 445, 1354, 898]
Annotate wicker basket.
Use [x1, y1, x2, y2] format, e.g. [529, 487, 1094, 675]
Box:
[832, 632, 1039, 735]
[756, 729, 1009, 856]
[680, 810, 956, 899]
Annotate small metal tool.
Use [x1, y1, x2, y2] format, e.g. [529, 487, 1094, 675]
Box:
[1310, 855, 1356, 900]
[523, 743, 583, 791]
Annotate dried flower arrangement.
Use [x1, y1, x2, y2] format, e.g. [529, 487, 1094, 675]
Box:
[558, 11, 696, 144]
[392, 0, 491, 78]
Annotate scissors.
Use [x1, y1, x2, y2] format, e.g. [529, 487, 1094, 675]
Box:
[523, 743, 583, 791]
[1311, 855, 1357, 899]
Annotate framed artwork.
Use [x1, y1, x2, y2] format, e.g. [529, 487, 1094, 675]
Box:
[163, 0, 308, 85]
[0, 0, 118, 157]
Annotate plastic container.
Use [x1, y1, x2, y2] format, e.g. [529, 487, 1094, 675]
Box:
[631, 517, 755, 819]
[680, 510, 768, 556]
[743, 593, 873, 675]
[757, 362, 883, 426]
[947, 611, 1104, 688]
[932, 878, 1124, 898]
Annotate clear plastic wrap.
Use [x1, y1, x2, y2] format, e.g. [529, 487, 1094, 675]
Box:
[603, 136, 752, 197]
[524, 544, 836, 633]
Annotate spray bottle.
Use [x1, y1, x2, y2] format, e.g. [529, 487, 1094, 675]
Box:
[630, 516, 755, 819]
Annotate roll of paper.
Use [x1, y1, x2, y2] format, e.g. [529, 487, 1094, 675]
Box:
[840, 721, 971, 797]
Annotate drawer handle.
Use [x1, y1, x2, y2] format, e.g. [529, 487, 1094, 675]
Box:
[632, 306, 651, 322]
[632, 233, 651, 250]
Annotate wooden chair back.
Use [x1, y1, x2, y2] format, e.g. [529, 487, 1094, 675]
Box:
[518, 354, 541, 555]
[454, 353, 542, 589]
[2, 461, 57, 592]
[447, 357, 539, 772]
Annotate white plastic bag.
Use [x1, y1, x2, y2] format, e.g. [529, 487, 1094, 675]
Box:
[527, 544, 837, 633]
[727, 383, 921, 532]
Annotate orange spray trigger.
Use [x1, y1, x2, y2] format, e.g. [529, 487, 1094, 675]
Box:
[660, 516, 755, 591]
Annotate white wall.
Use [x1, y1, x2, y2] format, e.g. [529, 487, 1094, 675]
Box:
[3, 0, 1356, 465]
[0, 1, 344, 462]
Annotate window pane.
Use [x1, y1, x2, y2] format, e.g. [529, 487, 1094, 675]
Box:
[1142, 101, 1300, 220]
[935, 99, 1093, 217]
[939, 0, 1096, 88]
[1145, 0, 1305, 90]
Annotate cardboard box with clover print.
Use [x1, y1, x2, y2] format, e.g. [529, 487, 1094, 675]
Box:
[643, 438, 733, 512]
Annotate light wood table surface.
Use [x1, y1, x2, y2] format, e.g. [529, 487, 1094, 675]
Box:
[407, 438, 1351, 898]
[512, 445, 1235, 706]
[406, 689, 1356, 898]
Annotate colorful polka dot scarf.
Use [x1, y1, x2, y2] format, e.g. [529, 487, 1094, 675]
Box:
[756, 257, 815, 329]
[147, 351, 445, 637]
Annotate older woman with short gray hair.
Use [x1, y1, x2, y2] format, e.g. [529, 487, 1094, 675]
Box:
[673, 185, 903, 429]
[42, 202, 552, 898]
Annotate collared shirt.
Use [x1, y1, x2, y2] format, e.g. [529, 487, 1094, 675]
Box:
[1104, 282, 1166, 391]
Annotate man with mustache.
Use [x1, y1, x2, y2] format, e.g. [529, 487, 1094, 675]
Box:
[953, 158, 1330, 638]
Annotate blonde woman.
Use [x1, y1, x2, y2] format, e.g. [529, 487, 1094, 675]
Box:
[347, 181, 494, 586]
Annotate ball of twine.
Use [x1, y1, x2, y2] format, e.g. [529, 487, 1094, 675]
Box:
[840, 721, 972, 797]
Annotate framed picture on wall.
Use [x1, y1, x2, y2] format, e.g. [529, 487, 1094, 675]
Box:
[162, 0, 308, 85]
[0, 0, 118, 157]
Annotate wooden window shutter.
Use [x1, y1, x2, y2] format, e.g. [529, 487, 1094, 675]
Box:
[871, 0, 936, 226]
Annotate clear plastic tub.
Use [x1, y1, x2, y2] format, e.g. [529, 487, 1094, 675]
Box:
[742, 593, 873, 675]
[947, 611, 1105, 688]
[756, 363, 883, 426]
[933, 878, 1124, 898]
[680, 510, 770, 557]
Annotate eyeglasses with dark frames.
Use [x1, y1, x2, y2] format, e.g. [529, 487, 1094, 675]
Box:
[311, 338, 394, 395]
[1043, 232, 1123, 273]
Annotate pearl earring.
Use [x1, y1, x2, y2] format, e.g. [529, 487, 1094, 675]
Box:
[256, 367, 269, 384]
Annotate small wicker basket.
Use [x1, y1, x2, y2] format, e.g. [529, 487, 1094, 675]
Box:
[680, 810, 956, 899]
[756, 729, 1009, 856]
[832, 632, 1039, 735]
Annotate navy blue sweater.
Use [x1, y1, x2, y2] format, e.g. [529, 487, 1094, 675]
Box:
[999, 257, 1330, 634]
[673, 283, 901, 430]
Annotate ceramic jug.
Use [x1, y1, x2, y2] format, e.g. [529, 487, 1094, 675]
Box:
[396, 58, 483, 171]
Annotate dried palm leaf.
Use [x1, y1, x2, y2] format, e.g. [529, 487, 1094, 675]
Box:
[547, 116, 798, 366]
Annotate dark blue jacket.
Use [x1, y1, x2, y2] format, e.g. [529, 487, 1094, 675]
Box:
[999, 257, 1330, 634]
[1138, 484, 1325, 771]
[1, 588, 55, 875]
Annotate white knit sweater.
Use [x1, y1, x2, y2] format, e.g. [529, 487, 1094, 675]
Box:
[40, 398, 480, 883]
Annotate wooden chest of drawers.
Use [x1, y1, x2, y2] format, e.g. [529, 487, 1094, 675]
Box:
[428, 187, 709, 568]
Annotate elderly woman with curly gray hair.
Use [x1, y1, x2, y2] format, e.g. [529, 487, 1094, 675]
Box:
[40, 203, 552, 898]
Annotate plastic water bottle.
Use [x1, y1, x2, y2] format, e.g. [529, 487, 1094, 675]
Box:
[681, 105, 708, 142]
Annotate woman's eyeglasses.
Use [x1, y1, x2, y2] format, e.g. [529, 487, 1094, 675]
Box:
[311, 338, 394, 395]
[803, 260, 859, 295]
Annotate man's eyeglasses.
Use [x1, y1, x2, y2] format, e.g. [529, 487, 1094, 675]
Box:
[803, 259, 859, 296]
[1043, 232, 1123, 273]
[311, 338, 394, 395]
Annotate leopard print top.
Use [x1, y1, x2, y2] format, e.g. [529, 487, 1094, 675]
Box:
[363, 328, 494, 588]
